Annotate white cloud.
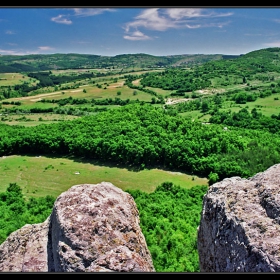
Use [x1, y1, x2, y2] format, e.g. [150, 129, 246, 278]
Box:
[124, 8, 178, 33]
[50, 8, 115, 25]
[184, 24, 201, 29]
[74, 40, 90, 44]
[38, 46, 55, 51]
[0, 49, 18, 55]
[0, 46, 56, 55]
[165, 8, 205, 19]
[186, 21, 231, 29]
[51, 15, 72, 25]
[123, 8, 233, 41]
[164, 8, 233, 19]
[72, 8, 116, 17]
[5, 30, 15, 35]
[123, 30, 152, 41]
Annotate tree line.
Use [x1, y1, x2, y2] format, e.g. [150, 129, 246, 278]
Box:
[0, 103, 279, 181]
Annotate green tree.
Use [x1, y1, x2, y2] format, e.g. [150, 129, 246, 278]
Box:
[208, 172, 219, 185]
[201, 101, 209, 112]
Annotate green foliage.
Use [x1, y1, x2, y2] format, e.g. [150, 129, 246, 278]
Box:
[0, 183, 55, 244]
[0, 53, 223, 73]
[0, 181, 207, 272]
[0, 103, 280, 180]
[139, 48, 280, 95]
[28, 71, 94, 88]
[208, 172, 219, 185]
[209, 107, 280, 134]
[140, 68, 211, 92]
[2, 48, 280, 272]
[127, 182, 208, 272]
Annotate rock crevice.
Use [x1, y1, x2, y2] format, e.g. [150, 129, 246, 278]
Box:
[198, 164, 280, 272]
[0, 182, 155, 272]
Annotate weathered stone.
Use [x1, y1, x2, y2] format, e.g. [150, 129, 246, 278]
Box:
[0, 218, 50, 272]
[0, 182, 155, 272]
[197, 164, 280, 272]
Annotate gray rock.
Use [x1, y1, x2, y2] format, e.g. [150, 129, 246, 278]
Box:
[0, 182, 155, 272]
[197, 164, 280, 272]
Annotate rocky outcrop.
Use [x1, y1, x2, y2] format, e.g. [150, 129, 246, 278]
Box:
[0, 182, 155, 272]
[197, 163, 280, 272]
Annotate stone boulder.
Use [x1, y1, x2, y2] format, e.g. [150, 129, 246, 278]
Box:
[0, 182, 155, 272]
[197, 163, 280, 272]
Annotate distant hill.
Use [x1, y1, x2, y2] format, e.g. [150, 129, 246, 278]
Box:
[0, 52, 239, 73]
[1, 47, 279, 74]
[200, 47, 280, 75]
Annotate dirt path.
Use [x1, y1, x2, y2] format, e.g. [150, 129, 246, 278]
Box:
[11, 87, 86, 102]
[12, 91, 62, 102]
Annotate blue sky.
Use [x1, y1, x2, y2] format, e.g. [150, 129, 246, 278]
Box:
[1, 7, 280, 56]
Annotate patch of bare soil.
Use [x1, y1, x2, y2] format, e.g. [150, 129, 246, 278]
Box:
[132, 79, 141, 86]
[165, 98, 191, 105]
[11, 88, 84, 102]
[70, 89, 82, 93]
[13, 91, 62, 102]
[108, 81, 125, 88]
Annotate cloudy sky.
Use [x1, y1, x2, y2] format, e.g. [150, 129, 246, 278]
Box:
[0, 6, 280, 56]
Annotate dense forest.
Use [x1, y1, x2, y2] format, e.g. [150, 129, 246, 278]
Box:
[127, 182, 208, 272]
[1, 103, 279, 180]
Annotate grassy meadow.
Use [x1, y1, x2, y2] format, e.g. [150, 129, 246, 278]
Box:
[0, 73, 37, 87]
[0, 155, 209, 200]
[180, 91, 280, 121]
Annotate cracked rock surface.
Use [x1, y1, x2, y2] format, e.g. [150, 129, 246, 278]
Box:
[197, 164, 280, 272]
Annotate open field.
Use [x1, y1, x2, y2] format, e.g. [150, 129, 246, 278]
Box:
[180, 110, 212, 121]
[0, 73, 38, 86]
[50, 68, 162, 76]
[0, 113, 79, 126]
[5, 76, 154, 104]
[0, 155, 209, 199]
[178, 91, 280, 121]
[219, 92, 280, 116]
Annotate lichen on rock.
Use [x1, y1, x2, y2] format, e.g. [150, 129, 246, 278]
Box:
[0, 182, 155, 272]
[197, 164, 280, 272]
